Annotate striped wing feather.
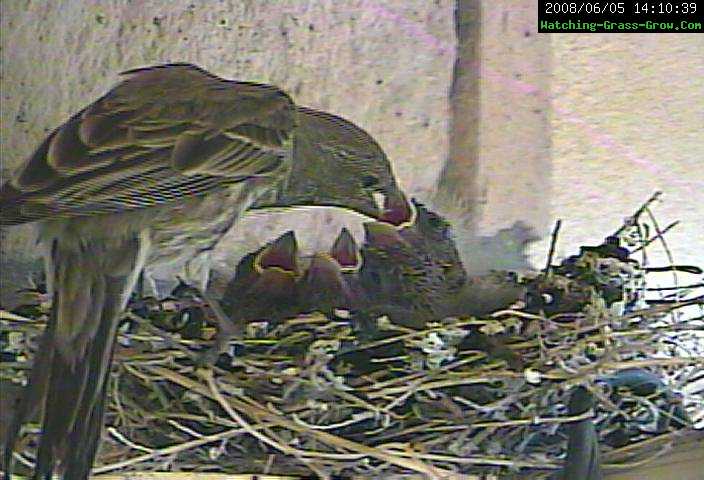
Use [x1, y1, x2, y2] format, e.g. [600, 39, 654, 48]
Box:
[0, 64, 295, 225]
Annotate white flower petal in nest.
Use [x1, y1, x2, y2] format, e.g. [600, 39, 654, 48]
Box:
[524, 368, 542, 385]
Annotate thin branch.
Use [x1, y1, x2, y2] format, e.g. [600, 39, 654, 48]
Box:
[544, 219, 562, 274]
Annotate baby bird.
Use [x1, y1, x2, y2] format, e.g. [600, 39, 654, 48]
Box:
[358, 201, 524, 328]
[204, 231, 300, 362]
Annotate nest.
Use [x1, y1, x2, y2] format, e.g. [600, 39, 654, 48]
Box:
[2, 192, 703, 479]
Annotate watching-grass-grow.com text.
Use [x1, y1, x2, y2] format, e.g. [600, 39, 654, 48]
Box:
[539, 19, 702, 31]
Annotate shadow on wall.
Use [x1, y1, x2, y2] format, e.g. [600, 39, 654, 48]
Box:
[429, 191, 540, 275]
[455, 221, 540, 275]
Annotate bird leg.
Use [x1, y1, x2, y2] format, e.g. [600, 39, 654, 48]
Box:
[196, 289, 243, 368]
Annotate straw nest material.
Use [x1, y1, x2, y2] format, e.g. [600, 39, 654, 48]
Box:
[1, 192, 702, 479]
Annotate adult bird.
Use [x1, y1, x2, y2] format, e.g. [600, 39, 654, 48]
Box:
[0, 63, 411, 479]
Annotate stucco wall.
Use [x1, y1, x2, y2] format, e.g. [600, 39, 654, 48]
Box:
[539, 33, 704, 270]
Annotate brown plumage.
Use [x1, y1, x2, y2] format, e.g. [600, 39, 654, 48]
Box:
[358, 202, 524, 328]
[355, 204, 524, 368]
[297, 253, 357, 316]
[1, 63, 411, 479]
[2, 64, 295, 227]
[256, 108, 415, 225]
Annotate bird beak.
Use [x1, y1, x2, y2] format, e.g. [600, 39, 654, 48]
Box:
[379, 189, 416, 228]
[304, 253, 346, 283]
[328, 186, 415, 227]
[342, 187, 414, 226]
[254, 231, 299, 274]
[331, 228, 361, 271]
[363, 221, 412, 249]
[252, 182, 415, 228]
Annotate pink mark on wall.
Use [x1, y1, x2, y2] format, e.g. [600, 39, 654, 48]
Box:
[359, 2, 696, 194]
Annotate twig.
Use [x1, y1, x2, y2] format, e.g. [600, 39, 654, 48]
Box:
[612, 190, 662, 237]
[631, 220, 680, 253]
[147, 366, 450, 478]
[643, 206, 680, 302]
[93, 424, 269, 474]
[0, 310, 40, 323]
[544, 219, 562, 274]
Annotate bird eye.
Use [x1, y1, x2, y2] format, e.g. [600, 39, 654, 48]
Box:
[361, 175, 379, 188]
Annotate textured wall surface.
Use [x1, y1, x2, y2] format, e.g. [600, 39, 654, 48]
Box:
[539, 33, 704, 269]
[0, 0, 454, 302]
[477, 0, 551, 236]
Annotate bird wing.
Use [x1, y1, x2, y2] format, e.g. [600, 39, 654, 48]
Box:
[0, 64, 296, 225]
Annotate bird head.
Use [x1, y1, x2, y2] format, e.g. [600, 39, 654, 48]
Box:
[358, 221, 420, 305]
[222, 230, 299, 308]
[252, 107, 414, 227]
[299, 253, 354, 308]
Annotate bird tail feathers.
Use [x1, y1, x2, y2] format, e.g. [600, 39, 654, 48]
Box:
[4, 233, 147, 480]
